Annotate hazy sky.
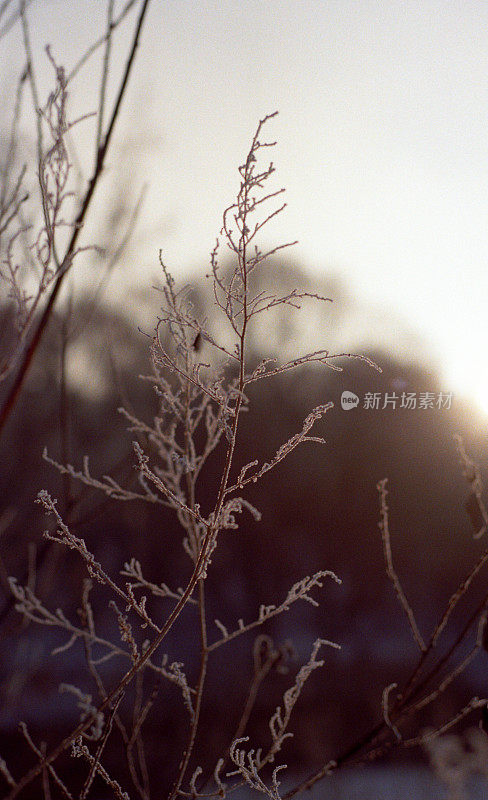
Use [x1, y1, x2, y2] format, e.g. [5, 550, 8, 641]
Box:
[3, 0, 488, 419]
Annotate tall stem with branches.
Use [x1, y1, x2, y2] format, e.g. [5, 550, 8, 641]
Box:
[4, 110, 357, 800]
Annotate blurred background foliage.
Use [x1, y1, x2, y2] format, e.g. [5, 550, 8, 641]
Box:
[1, 258, 486, 791]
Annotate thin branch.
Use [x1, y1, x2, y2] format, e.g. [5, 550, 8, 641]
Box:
[377, 478, 426, 651]
[0, 0, 152, 437]
[96, 0, 115, 153]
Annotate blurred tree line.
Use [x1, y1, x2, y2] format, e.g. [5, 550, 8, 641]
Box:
[0, 261, 487, 791]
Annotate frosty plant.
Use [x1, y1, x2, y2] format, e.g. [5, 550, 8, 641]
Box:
[4, 111, 371, 799]
[5, 101, 488, 800]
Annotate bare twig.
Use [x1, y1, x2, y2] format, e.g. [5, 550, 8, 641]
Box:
[0, 0, 152, 436]
[377, 478, 426, 651]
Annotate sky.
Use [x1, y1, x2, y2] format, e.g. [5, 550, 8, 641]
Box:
[2, 0, 488, 421]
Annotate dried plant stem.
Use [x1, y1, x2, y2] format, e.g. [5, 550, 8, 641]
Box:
[169, 580, 209, 800]
[5, 527, 214, 799]
[79, 691, 124, 800]
[377, 478, 426, 651]
[220, 638, 283, 785]
[399, 591, 488, 714]
[6, 98, 483, 800]
[96, 0, 115, 153]
[404, 698, 487, 748]
[169, 119, 261, 797]
[284, 461, 488, 799]
[0, 0, 151, 437]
